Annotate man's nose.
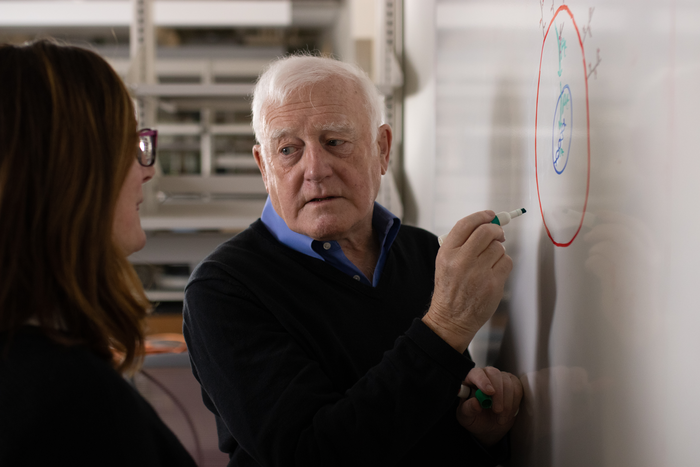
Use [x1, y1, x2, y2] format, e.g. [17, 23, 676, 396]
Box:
[303, 142, 333, 182]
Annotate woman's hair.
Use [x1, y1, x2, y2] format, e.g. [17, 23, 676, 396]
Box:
[0, 39, 150, 374]
[251, 53, 384, 144]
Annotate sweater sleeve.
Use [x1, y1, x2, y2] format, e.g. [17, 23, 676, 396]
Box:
[408, 318, 511, 467]
[184, 268, 483, 467]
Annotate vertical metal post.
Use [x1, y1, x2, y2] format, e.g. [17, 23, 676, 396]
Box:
[131, 0, 158, 212]
[375, 0, 404, 216]
[131, 0, 156, 127]
[200, 62, 213, 178]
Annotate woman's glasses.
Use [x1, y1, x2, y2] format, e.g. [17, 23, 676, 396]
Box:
[137, 128, 158, 167]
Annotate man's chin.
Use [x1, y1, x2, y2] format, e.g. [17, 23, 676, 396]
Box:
[302, 227, 345, 242]
[291, 216, 348, 242]
[289, 204, 373, 241]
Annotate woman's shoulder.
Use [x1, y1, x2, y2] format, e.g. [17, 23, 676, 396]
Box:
[1, 327, 114, 380]
[0, 327, 196, 466]
[0, 327, 135, 411]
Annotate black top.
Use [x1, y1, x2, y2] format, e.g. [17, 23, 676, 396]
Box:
[183, 220, 508, 467]
[0, 327, 196, 467]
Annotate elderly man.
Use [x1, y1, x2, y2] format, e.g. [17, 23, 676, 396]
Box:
[183, 55, 522, 466]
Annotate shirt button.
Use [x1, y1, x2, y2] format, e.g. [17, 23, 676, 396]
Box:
[323, 242, 332, 250]
[353, 275, 361, 281]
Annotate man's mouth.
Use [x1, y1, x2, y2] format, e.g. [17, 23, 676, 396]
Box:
[309, 196, 337, 203]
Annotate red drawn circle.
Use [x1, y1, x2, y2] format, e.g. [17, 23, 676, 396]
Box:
[535, 5, 591, 247]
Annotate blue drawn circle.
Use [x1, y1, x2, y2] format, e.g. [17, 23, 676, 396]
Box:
[552, 84, 573, 174]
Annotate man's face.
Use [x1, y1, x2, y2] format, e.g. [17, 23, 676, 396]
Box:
[253, 77, 391, 242]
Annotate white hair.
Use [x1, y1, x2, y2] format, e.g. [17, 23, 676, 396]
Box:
[251, 54, 384, 144]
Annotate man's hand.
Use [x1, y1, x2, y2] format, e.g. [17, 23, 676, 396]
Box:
[422, 211, 513, 352]
[457, 367, 523, 446]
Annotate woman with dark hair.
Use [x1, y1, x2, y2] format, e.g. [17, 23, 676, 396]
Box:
[0, 40, 196, 466]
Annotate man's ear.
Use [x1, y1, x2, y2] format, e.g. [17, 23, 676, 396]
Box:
[253, 144, 269, 192]
[377, 124, 393, 175]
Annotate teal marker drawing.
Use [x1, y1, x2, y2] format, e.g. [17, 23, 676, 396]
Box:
[555, 22, 567, 78]
[458, 385, 493, 409]
[438, 208, 527, 246]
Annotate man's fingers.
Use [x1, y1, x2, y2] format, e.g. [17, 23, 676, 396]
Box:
[479, 238, 508, 269]
[469, 225, 506, 258]
[493, 252, 513, 277]
[465, 367, 494, 394]
[484, 367, 503, 412]
[457, 396, 483, 427]
[466, 366, 502, 398]
[441, 211, 497, 249]
[511, 372, 524, 407]
[465, 368, 524, 418]
[500, 373, 514, 421]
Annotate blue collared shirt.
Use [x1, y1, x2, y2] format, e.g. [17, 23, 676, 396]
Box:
[260, 197, 401, 287]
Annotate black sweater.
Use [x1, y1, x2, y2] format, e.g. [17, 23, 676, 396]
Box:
[0, 327, 196, 466]
[183, 220, 507, 466]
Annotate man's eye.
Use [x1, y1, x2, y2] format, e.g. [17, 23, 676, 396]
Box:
[280, 147, 295, 156]
[327, 139, 344, 147]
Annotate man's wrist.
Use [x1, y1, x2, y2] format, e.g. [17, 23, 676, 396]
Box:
[421, 311, 476, 354]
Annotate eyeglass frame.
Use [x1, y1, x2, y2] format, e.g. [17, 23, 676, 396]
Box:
[137, 128, 158, 167]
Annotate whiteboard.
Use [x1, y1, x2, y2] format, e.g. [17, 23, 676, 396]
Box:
[404, 1, 700, 465]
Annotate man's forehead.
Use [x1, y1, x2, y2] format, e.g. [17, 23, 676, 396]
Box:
[261, 77, 367, 133]
[268, 121, 356, 140]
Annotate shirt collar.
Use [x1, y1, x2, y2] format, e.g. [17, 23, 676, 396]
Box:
[260, 197, 401, 285]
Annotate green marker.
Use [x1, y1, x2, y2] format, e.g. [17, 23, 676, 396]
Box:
[438, 208, 527, 246]
[458, 385, 493, 409]
[490, 208, 526, 226]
